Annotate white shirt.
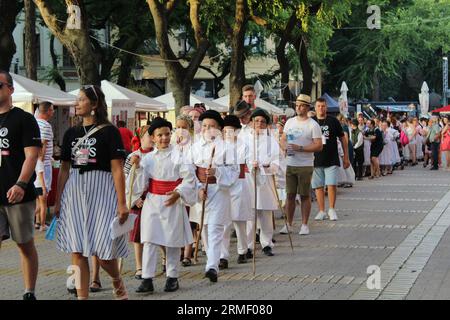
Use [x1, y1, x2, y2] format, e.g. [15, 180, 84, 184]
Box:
[283, 117, 322, 167]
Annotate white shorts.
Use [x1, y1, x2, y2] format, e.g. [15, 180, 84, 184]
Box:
[34, 164, 52, 192]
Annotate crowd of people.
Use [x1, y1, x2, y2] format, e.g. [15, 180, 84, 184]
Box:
[1, 68, 450, 300]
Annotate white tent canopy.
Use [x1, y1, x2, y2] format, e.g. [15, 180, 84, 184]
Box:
[153, 92, 228, 112]
[212, 94, 285, 115]
[12, 73, 77, 106]
[70, 80, 168, 112]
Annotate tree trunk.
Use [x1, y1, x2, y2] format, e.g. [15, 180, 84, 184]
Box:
[147, 0, 209, 115]
[34, 0, 100, 85]
[298, 38, 313, 96]
[25, 0, 37, 80]
[0, 0, 22, 71]
[229, 0, 247, 111]
[49, 35, 66, 91]
[276, 38, 292, 105]
[117, 53, 136, 87]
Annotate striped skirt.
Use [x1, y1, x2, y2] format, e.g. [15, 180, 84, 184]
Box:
[57, 169, 129, 260]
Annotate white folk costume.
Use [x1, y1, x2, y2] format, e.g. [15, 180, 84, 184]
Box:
[137, 145, 197, 280]
[379, 129, 393, 166]
[388, 127, 401, 164]
[246, 128, 282, 252]
[220, 133, 252, 262]
[191, 136, 239, 274]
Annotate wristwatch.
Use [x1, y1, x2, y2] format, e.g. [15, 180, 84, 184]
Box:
[299, 145, 304, 151]
[15, 181, 28, 191]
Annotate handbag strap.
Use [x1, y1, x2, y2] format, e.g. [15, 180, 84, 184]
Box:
[72, 124, 111, 151]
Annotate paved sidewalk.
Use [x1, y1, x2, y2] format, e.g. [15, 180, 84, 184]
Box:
[1, 165, 449, 300]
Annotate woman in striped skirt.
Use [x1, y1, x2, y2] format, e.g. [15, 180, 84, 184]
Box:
[54, 85, 129, 300]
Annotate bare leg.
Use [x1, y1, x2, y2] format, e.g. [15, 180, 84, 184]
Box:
[133, 243, 143, 271]
[300, 195, 311, 225]
[72, 253, 90, 299]
[17, 239, 38, 293]
[39, 196, 47, 230]
[91, 256, 100, 284]
[285, 193, 296, 226]
[315, 187, 326, 212]
[327, 185, 337, 209]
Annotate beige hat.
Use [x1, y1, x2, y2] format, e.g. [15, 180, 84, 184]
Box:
[296, 94, 311, 105]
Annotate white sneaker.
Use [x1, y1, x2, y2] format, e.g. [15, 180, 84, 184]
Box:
[279, 224, 292, 234]
[299, 224, 309, 235]
[328, 208, 338, 221]
[315, 211, 327, 221]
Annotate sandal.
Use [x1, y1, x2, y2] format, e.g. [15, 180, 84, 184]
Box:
[89, 280, 102, 293]
[112, 278, 128, 300]
[134, 269, 143, 280]
[181, 258, 192, 267]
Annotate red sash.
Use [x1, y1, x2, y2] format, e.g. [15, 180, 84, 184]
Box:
[239, 164, 248, 179]
[148, 178, 182, 195]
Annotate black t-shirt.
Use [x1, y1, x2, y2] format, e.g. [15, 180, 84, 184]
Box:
[0, 107, 41, 206]
[61, 124, 126, 173]
[312, 116, 344, 167]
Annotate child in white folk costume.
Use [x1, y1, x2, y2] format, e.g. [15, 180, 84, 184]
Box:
[191, 110, 239, 282]
[246, 108, 283, 257]
[218, 115, 252, 269]
[135, 117, 198, 294]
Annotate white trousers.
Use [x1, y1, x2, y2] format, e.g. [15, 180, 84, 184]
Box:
[142, 243, 179, 279]
[247, 210, 274, 250]
[202, 224, 224, 273]
[220, 221, 248, 260]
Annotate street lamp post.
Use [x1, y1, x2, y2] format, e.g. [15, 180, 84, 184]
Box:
[132, 64, 144, 86]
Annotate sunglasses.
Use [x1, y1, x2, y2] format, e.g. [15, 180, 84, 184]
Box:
[82, 85, 99, 101]
[0, 81, 12, 89]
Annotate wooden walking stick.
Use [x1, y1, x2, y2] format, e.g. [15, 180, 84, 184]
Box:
[252, 129, 258, 275]
[272, 175, 294, 253]
[194, 146, 216, 263]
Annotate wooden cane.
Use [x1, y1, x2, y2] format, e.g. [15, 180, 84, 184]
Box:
[272, 175, 294, 253]
[252, 129, 258, 275]
[194, 146, 216, 263]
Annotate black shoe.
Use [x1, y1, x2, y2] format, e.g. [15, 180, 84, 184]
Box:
[164, 277, 179, 292]
[219, 258, 228, 270]
[67, 287, 77, 297]
[430, 167, 438, 170]
[205, 269, 218, 283]
[237, 254, 247, 264]
[136, 278, 154, 294]
[262, 246, 274, 256]
[23, 292, 36, 300]
[246, 249, 253, 259]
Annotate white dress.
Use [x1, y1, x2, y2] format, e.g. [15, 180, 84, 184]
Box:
[379, 130, 392, 165]
[363, 130, 372, 166]
[139, 146, 197, 247]
[388, 128, 401, 164]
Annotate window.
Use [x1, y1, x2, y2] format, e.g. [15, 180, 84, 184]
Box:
[63, 46, 75, 67]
